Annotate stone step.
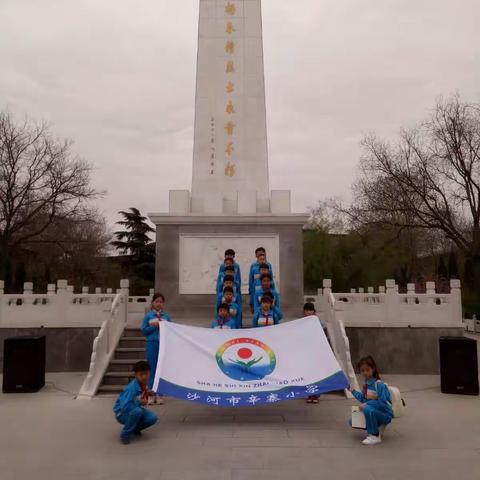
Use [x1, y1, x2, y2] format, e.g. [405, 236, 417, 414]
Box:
[114, 347, 146, 360]
[97, 385, 124, 395]
[103, 371, 134, 386]
[109, 358, 147, 372]
[123, 329, 142, 338]
[118, 337, 145, 348]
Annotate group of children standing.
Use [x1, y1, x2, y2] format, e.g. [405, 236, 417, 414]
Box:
[212, 247, 283, 329]
[113, 247, 393, 446]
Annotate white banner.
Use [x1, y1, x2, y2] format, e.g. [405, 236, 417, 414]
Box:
[153, 316, 348, 407]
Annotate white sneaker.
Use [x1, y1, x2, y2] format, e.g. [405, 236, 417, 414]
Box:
[362, 435, 382, 445]
[379, 425, 386, 438]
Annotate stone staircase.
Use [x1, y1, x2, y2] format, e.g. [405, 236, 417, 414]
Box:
[97, 328, 146, 395]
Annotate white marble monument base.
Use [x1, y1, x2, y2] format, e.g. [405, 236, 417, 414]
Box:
[149, 214, 308, 320]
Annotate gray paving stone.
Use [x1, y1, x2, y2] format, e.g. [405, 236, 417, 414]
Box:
[0, 373, 479, 480]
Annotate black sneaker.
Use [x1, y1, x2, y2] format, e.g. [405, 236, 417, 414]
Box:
[120, 436, 131, 445]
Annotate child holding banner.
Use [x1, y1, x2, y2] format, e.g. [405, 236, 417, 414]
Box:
[113, 361, 158, 445]
[211, 303, 237, 329]
[141, 293, 171, 404]
[349, 356, 393, 445]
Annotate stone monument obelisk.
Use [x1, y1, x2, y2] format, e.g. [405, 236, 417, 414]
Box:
[149, 0, 308, 318]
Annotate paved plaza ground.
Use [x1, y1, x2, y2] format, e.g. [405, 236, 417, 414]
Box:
[1, 372, 479, 480]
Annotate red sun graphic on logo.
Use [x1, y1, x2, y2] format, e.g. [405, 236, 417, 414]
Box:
[237, 347, 253, 359]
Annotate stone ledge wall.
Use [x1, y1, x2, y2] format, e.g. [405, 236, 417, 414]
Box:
[0, 328, 99, 372]
[346, 327, 465, 374]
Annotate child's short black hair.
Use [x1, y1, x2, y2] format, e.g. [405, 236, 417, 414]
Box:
[260, 273, 272, 282]
[259, 263, 269, 270]
[152, 292, 165, 302]
[133, 360, 151, 373]
[223, 286, 234, 294]
[223, 275, 234, 283]
[303, 302, 316, 312]
[260, 295, 273, 305]
[218, 302, 230, 312]
[255, 247, 266, 255]
[225, 249, 235, 256]
[262, 290, 274, 300]
[358, 355, 380, 379]
[224, 265, 235, 271]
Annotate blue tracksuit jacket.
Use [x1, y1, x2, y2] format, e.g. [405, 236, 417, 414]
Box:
[248, 261, 272, 298]
[252, 309, 281, 327]
[218, 262, 241, 290]
[211, 316, 237, 329]
[216, 290, 242, 309]
[113, 379, 144, 416]
[252, 287, 282, 317]
[352, 378, 394, 435]
[141, 310, 171, 389]
[141, 310, 171, 342]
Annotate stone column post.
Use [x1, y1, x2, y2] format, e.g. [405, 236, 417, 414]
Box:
[385, 279, 396, 324]
[449, 279, 462, 326]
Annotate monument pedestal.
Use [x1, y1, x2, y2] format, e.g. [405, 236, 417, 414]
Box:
[149, 212, 308, 320]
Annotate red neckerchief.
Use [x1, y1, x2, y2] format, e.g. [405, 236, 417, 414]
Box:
[217, 316, 228, 328]
[363, 383, 368, 398]
[263, 311, 271, 326]
[140, 383, 149, 401]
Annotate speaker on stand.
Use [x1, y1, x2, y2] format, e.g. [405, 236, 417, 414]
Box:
[2, 336, 46, 393]
[439, 336, 479, 396]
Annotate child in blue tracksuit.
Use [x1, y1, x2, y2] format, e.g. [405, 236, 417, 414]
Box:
[252, 274, 282, 318]
[211, 303, 237, 329]
[253, 263, 276, 294]
[350, 356, 393, 445]
[249, 247, 272, 311]
[141, 293, 171, 400]
[220, 286, 242, 328]
[216, 275, 241, 307]
[218, 249, 242, 289]
[252, 296, 281, 327]
[216, 264, 240, 294]
[113, 361, 158, 444]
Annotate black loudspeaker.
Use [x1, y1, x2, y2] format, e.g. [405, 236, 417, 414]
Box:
[439, 336, 479, 396]
[2, 336, 46, 393]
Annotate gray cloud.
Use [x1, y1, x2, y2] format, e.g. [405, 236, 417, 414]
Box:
[1, 0, 479, 222]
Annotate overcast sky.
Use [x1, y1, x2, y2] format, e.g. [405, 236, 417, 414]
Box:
[1, 0, 479, 225]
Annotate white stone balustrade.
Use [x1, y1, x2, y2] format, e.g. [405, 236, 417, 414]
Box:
[0, 279, 154, 328]
[305, 279, 463, 328]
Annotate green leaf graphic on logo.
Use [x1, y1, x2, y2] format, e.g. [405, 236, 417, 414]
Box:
[229, 356, 263, 371]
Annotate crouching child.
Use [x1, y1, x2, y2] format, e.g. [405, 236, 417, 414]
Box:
[113, 361, 158, 445]
[350, 356, 393, 445]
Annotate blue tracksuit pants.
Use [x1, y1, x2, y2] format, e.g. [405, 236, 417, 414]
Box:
[116, 407, 157, 439]
[146, 340, 159, 390]
[363, 401, 392, 435]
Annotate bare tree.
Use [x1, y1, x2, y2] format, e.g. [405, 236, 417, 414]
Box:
[0, 111, 100, 286]
[306, 198, 346, 234]
[348, 95, 480, 292]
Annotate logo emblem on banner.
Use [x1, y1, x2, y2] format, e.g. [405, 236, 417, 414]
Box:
[216, 338, 277, 381]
